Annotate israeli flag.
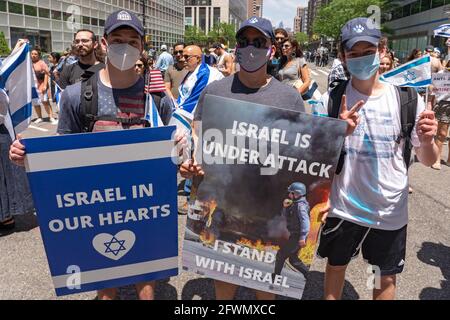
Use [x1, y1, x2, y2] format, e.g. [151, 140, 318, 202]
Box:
[54, 82, 62, 112]
[380, 55, 431, 87]
[144, 92, 163, 127]
[434, 24, 450, 38]
[177, 62, 223, 114]
[0, 43, 37, 140]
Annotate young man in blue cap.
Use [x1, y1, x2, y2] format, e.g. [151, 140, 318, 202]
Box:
[316, 17, 439, 300]
[10, 9, 175, 300]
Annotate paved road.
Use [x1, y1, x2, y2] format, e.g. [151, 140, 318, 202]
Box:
[0, 67, 449, 300]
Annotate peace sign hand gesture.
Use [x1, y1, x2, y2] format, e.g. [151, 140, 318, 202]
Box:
[339, 95, 365, 136]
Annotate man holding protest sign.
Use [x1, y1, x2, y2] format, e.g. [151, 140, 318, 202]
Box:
[315, 18, 439, 300]
[180, 16, 360, 300]
[10, 9, 181, 300]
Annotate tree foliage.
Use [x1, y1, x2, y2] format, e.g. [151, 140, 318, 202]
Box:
[0, 32, 11, 56]
[313, 0, 390, 41]
[295, 32, 309, 47]
[184, 23, 237, 48]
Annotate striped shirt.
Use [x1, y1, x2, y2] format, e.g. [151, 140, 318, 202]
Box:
[145, 69, 166, 94]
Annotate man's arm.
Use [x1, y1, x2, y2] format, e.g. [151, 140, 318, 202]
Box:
[298, 202, 310, 242]
[57, 63, 72, 89]
[221, 55, 234, 76]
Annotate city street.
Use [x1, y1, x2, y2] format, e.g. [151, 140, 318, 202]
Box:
[0, 65, 449, 300]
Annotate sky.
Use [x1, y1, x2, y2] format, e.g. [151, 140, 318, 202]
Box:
[263, 0, 309, 31]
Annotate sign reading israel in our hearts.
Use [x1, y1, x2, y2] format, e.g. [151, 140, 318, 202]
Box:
[23, 127, 178, 296]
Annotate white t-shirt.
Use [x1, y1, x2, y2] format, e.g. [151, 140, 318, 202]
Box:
[316, 82, 425, 230]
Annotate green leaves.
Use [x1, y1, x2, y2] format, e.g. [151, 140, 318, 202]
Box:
[0, 32, 11, 56]
[295, 32, 309, 46]
[185, 23, 237, 48]
[313, 0, 388, 41]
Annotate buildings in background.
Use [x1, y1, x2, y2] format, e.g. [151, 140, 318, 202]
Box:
[247, 0, 263, 18]
[307, 0, 330, 38]
[294, 6, 308, 34]
[0, 0, 184, 53]
[184, 0, 247, 34]
[385, 0, 450, 61]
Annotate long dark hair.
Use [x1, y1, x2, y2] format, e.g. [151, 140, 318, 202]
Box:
[280, 38, 304, 68]
[407, 48, 422, 62]
[50, 52, 61, 63]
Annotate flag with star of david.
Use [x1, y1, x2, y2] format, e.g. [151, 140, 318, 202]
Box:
[380, 55, 431, 87]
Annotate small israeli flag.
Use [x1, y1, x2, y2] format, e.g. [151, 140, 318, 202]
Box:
[380, 55, 431, 87]
[54, 82, 62, 112]
[144, 92, 163, 127]
[434, 24, 450, 38]
[0, 43, 37, 139]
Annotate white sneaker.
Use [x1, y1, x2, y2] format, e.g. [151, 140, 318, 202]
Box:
[431, 161, 441, 170]
[33, 118, 43, 124]
[49, 118, 58, 125]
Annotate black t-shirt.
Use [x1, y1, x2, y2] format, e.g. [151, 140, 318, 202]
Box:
[58, 61, 105, 89]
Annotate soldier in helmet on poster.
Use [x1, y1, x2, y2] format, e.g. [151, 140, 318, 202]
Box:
[273, 182, 311, 279]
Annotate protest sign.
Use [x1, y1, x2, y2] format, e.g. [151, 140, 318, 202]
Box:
[432, 73, 450, 95]
[23, 127, 178, 296]
[182, 95, 347, 299]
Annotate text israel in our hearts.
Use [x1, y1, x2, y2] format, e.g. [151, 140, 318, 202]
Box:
[49, 184, 171, 232]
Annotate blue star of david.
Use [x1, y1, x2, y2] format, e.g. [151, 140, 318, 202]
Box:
[403, 70, 417, 82]
[104, 236, 127, 256]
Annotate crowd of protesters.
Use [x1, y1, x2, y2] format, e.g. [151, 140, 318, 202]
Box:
[0, 9, 447, 302]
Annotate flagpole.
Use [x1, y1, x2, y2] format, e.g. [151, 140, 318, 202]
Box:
[425, 86, 430, 110]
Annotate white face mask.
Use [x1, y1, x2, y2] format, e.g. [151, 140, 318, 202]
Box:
[107, 43, 141, 71]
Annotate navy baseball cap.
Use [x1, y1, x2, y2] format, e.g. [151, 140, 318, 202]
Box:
[105, 10, 144, 37]
[341, 17, 381, 50]
[236, 16, 275, 41]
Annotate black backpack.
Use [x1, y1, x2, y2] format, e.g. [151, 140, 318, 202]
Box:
[79, 70, 157, 132]
[328, 80, 418, 175]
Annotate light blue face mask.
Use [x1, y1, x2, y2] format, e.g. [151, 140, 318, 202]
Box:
[346, 53, 380, 80]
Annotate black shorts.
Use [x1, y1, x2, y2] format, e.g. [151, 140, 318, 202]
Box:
[317, 217, 407, 276]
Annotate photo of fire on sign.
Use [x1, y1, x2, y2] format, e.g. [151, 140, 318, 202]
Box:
[182, 95, 347, 299]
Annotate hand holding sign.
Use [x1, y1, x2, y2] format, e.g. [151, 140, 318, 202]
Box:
[9, 134, 25, 167]
[339, 95, 365, 136]
[180, 159, 204, 179]
[417, 110, 438, 146]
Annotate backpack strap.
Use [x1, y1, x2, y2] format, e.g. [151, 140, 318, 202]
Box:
[395, 86, 418, 170]
[80, 71, 99, 132]
[327, 80, 349, 175]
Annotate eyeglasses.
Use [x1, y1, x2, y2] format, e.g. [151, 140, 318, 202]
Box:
[282, 44, 292, 49]
[174, 50, 184, 55]
[73, 39, 92, 44]
[237, 36, 268, 49]
[183, 55, 199, 61]
[276, 37, 286, 42]
[135, 64, 144, 68]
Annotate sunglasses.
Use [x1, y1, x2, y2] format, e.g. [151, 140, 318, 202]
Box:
[237, 36, 268, 49]
[174, 50, 184, 55]
[135, 63, 144, 68]
[282, 44, 292, 49]
[276, 37, 286, 42]
[183, 55, 199, 61]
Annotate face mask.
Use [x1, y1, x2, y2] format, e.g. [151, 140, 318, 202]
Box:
[107, 43, 141, 71]
[236, 46, 271, 73]
[346, 53, 380, 80]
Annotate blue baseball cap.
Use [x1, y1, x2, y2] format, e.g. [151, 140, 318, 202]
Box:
[236, 16, 275, 41]
[105, 10, 144, 37]
[341, 17, 381, 50]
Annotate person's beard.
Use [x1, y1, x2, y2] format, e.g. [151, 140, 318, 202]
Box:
[78, 46, 94, 57]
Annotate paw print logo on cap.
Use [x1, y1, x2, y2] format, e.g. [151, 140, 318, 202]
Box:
[353, 24, 365, 33]
[117, 10, 132, 21]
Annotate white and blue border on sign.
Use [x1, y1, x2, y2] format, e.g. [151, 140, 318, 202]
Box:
[23, 127, 179, 296]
